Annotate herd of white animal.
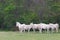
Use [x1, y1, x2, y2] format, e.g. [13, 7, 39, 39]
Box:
[16, 22, 59, 33]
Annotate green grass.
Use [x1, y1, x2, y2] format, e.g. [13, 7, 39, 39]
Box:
[0, 31, 60, 40]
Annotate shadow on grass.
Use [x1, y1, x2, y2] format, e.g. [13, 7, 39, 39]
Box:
[0, 29, 60, 34]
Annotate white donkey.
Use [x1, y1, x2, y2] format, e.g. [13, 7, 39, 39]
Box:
[49, 23, 59, 32]
[30, 23, 48, 33]
[32, 24, 38, 32]
[16, 22, 25, 32]
[38, 23, 49, 33]
[38, 23, 59, 33]
[23, 23, 33, 32]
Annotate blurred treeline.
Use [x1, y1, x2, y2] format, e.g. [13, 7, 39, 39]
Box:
[0, 0, 60, 31]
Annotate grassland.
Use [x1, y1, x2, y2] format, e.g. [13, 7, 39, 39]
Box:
[0, 31, 60, 40]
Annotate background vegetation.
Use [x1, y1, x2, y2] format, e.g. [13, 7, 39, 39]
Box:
[0, 0, 60, 31]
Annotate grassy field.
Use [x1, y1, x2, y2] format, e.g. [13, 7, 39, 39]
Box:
[0, 31, 60, 40]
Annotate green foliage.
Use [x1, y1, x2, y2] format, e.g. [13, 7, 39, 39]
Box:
[4, 4, 15, 12]
[16, 11, 40, 24]
[0, 0, 60, 31]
